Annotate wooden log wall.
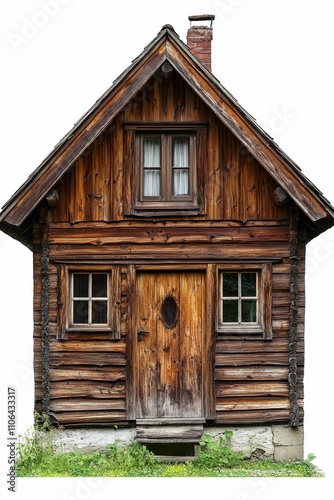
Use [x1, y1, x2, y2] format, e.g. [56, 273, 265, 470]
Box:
[32, 70, 305, 427]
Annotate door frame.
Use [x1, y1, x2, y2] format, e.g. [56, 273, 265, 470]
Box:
[126, 263, 216, 421]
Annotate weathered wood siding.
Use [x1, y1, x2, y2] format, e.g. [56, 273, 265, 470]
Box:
[50, 73, 289, 224]
[33, 71, 305, 427]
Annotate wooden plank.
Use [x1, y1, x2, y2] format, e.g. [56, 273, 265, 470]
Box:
[49, 224, 291, 245]
[54, 411, 127, 425]
[178, 272, 204, 418]
[136, 272, 158, 418]
[156, 273, 181, 418]
[215, 409, 293, 424]
[136, 425, 203, 440]
[49, 398, 126, 412]
[49, 367, 126, 381]
[50, 381, 125, 399]
[215, 338, 304, 353]
[215, 366, 290, 381]
[49, 243, 289, 261]
[49, 352, 126, 366]
[49, 340, 126, 352]
[215, 381, 289, 397]
[216, 397, 289, 411]
[215, 352, 292, 366]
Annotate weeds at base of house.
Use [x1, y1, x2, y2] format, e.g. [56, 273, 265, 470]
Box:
[16, 413, 324, 478]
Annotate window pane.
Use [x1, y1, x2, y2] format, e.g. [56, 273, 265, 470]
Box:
[73, 274, 89, 297]
[144, 170, 160, 196]
[144, 137, 161, 167]
[92, 300, 108, 324]
[73, 300, 88, 323]
[223, 300, 238, 322]
[241, 273, 256, 297]
[173, 138, 189, 167]
[92, 274, 107, 297]
[173, 169, 189, 196]
[223, 273, 238, 297]
[241, 299, 257, 322]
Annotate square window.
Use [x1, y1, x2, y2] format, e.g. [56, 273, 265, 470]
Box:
[71, 273, 109, 326]
[57, 266, 121, 340]
[217, 264, 273, 339]
[221, 271, 258, 325]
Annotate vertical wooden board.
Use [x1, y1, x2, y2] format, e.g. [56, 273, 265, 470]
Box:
[102, 129, 112, 221]
[75, 155, 87, 222]
[156, 273, 181, 418]
[173, 75, 186, 121]
[204, 264, 216, 419]
[207, 116, 221, 219]
[179, 272, 204, 417]
[112, 118, 124, 221]
[240, 158, 259, 221]
[122, 128, 134, 216]
[222, 128, 240, 220]
[136, 272, 158, 418]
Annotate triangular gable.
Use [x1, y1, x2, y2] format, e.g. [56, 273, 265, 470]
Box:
[1, 25, 334, 243]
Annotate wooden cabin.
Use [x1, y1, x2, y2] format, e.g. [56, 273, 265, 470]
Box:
[1, 16, 334, 461]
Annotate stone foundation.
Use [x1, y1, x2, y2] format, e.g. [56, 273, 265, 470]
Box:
[51, 424, 304, 462]
[205, 425, 304, 461]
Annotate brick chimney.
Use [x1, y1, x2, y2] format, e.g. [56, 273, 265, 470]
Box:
[187, 15, 215, 71]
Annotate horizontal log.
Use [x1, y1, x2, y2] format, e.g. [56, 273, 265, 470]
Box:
[216, 397, 289, 411]
[50, 220, 290, 230]
[49, 340, 126, 353]
[50, 381, 125, 399]
[136, 425, 203, 440]
[215, 381, 289, 398]
[215, 352, 293, 366]
[62, 332, 119, 341]
[49, 352, 126, 367]
[215, 409, 292, 424]
[49, 225, 290, 245]
[49, 367, 126, 381]
[50, 243, 289, 261]
[49, 398, 126, 412]
[215, 338, 304, 354]
[54, 411, 127, 425]
[215, 366, 290, 381]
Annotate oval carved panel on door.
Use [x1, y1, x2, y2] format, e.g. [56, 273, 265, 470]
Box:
[161, 295, 179, 329]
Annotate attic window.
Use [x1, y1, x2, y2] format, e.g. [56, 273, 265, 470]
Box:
[123, 123, 207, 216]
[140, 134, 193, 202]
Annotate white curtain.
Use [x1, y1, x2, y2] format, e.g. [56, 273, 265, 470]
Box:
[144, 138, 160, 196]
[173, 138, 189, 196]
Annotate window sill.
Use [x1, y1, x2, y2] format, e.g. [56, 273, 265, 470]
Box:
[132, 204, 202, 217]
[66, 326, 113, 333]
[217, 326, 263, 335]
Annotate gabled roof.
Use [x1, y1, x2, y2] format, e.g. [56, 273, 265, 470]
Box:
[1, 24, 334, 248]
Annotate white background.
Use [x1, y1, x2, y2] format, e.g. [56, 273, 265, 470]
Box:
[1, 0, 333, 498]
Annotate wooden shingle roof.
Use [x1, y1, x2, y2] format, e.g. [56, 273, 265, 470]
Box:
[1, 25, 333, 248]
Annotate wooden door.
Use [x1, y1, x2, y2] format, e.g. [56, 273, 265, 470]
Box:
[135, 271, 205, 420]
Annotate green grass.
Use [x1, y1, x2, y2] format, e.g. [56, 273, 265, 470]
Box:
[16, 428, 324, 478]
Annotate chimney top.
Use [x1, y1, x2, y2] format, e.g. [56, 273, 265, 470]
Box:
[187, 14, 215, 72]
[188, 14, 215, 27]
